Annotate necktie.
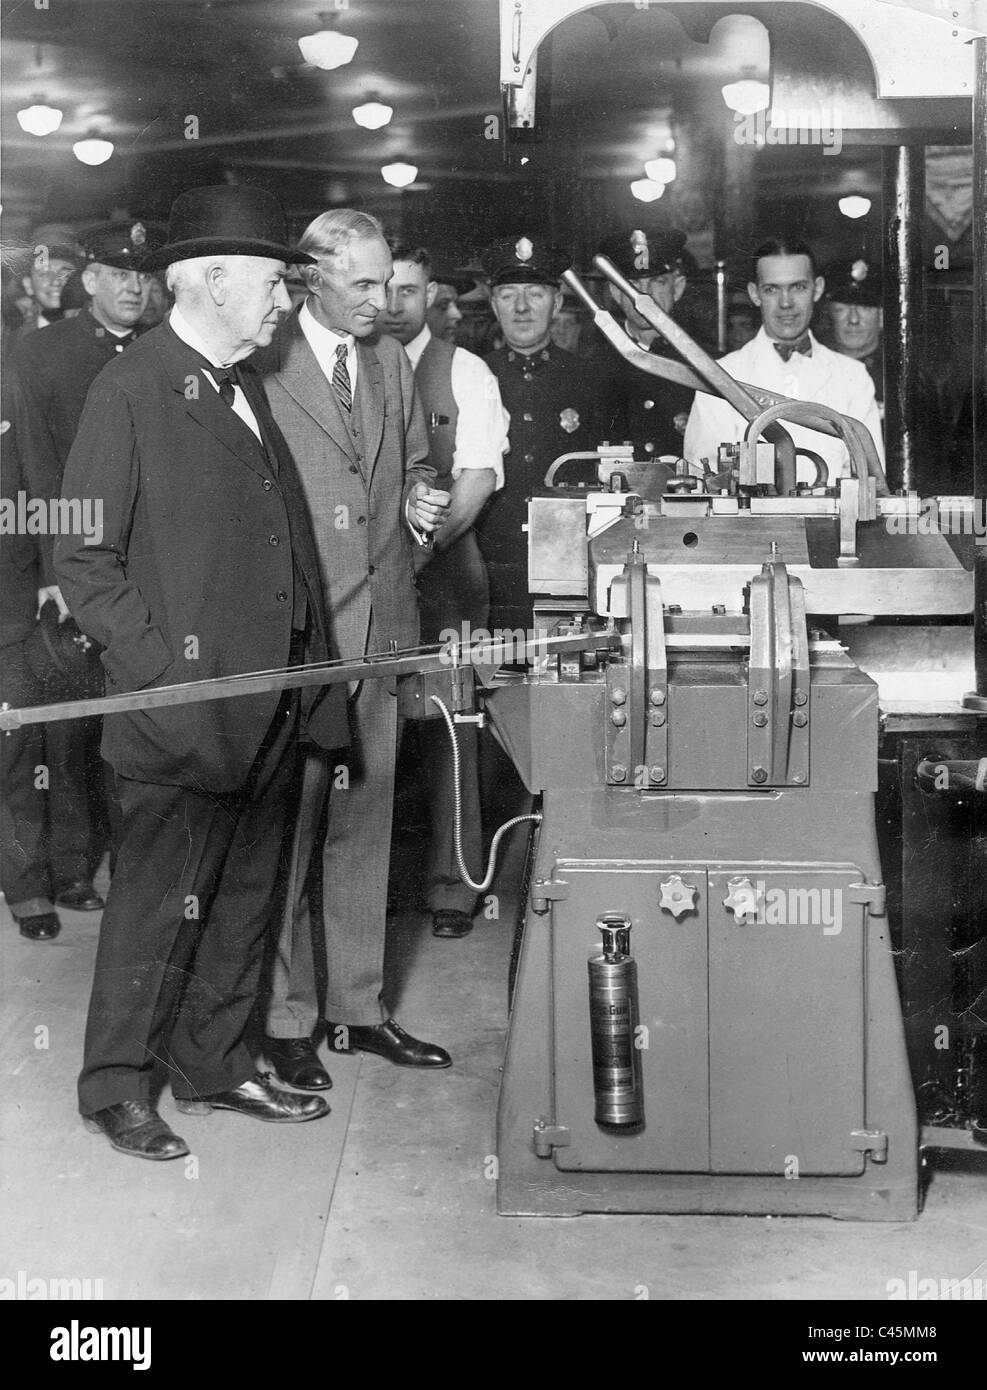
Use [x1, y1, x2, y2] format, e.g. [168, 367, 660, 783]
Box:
[113, 331, 136, 354]
[774, 334, 812, 362]
[211, 365, 239, 407]
[332, 343, 352, 413]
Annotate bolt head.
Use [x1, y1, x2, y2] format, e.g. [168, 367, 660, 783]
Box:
[793, 690, 808, 706]
[752, 711, 768, 727]
[650, 766, 665, 782]
[751, 767, 767, 783]
[793, 711, 808, 727]
[649, 688, 666, 706]
[753, 690, 769, 705]
[611, 687, 627, 705]
[611, 765, 627, 782]
[610, 709, 627, 727]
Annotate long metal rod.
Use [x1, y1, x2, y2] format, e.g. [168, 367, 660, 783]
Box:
[972, 36, 987, 702]
[883, 144, 926, 492]
[0, 632, 619, 732]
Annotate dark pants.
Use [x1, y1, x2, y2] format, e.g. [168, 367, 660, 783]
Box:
[0, 643, 52, 915]
[78, 689, 300, 1115]
[46, 715, 115, 888]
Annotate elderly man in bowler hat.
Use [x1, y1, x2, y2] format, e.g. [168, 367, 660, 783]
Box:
[54, 185, 349, 1160]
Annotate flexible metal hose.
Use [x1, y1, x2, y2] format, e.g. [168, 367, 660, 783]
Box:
[429, 694, 542, 893]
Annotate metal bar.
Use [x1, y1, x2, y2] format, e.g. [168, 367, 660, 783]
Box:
[715, 260, 728, 355]
[0, 632, 619, 732]
[972, 36, 987, 703]
[882, 144, 926, 492]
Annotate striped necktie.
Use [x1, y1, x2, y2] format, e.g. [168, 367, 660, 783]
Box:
[332, 342, 352, 413]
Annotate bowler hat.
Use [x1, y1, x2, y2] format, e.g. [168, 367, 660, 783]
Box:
[25, 602, 104, 704]
[145, 185, 314, 270]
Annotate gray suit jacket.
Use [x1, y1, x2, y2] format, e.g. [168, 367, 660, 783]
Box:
[255, 309, 432, 660]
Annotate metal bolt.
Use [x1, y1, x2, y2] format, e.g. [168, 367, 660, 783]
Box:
[650, 766, 665, 783]
[752, 711, 768, 728]
[611, 765, 627, 782]
[753, 690, 768, 706]
[793, 690, 807, 706]
[651, 710, 666, 727]
[610, 687, 627, 705]
[792, 773, 805, 785]
[751, 767, 767, 784]
[611, 710, 627, 727]
[650, 688, 665, 705]
[793, 711, 808, 728]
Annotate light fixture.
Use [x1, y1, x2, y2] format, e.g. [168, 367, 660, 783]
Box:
[721, 79, 771, 115]
[298, 12, 358, 70]
[352, 99, 393, 130]
[839, 195, 872, 220]
[630, 178, 664, 203]
[381, 160, 418, 188]
[73, 134, 114, 166]
[17, 101, 63, 137]
[644, 157, 676, 184]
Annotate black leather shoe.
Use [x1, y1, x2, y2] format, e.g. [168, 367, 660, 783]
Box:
[174, 1071, 330, 1121]
[14, 911, 61, 941]
[83, 1100, 189, 1160]
[432, 909, 474, 939]
[264, 1036, 332, 1091]
[55, 880, 105, 911]
[342, 1018, 451, 1069]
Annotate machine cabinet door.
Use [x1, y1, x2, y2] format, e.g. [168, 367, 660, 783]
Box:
[707, 867, 867, 1176]
[550, 864, 710, 1173]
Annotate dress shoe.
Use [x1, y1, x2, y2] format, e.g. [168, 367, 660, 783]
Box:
[55, 880, 105, 911]
[13, 910, 61, 941]
[432, 908, 474, 939]
[264, 1036, 332, 1091]
[83, 1100, 189, 1161]
[341, 1018, 451, 1069]
[174, 1071, 330, 1121]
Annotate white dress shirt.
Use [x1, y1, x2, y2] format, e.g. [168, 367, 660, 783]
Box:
[683, 327, 885, 486]
[168, 305, 261, 442]
[403, 325, 508, 490]
[298, 299, 357, 396]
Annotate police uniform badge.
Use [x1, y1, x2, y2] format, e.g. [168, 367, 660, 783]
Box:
[515, 237, 533, 263]
[560, 408, 580, 434]
[630, 230, 650, 272]
[130, 222, 147, 248]
[851, 259, 868, 282]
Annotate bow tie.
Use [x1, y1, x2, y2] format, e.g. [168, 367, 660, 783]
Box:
[210, 365, 242, 407]
[774, 334, 812, 362]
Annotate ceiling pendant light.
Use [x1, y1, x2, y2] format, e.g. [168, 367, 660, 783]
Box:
[73, 133, 114, 166]
[353, 98, 393, 130]
[644, 157, 676, 184]
[630, 179, 664, 203]
[298, 12, 358, 70]
[17, 101, 63, 137]
[721, 79, 771, 115]
[381, 161, 418, 188]
[839, 195, 872, 220]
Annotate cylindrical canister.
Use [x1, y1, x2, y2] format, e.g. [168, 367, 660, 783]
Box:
[588, 914, 644, 1129]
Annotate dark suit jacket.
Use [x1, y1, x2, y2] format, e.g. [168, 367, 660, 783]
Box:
[1, 366, 41, 653]
[254, 310, 432, 660]
[11, 307, 145, 583]
[53, 319, 348, 792]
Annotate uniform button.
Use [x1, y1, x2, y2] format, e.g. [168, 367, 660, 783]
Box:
[276, 590, 288, 602]
[262, 479, 273, 490]
[357, 515, 367, 525]
[522, 372, 532, 382]
[523, 412, 533, 422]
[524, 452, 535, 464]
[368, 564, 376, 575]
[644, 442, 655, 454]
[349, 464, 359, 474]
[269, 534, 280, 546]
[643, 400, 655, 410]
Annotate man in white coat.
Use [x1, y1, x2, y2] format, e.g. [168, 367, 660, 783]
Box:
[684, 237, 887, 491]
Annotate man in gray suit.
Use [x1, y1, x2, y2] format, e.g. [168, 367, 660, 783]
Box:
[256, 209, 453, 1088]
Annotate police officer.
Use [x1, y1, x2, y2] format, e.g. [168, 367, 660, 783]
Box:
[11, 220, 161, 913]
[823, 258, 885, 410]
[590, 225, 695, 460]
[475, 234, 603, 633]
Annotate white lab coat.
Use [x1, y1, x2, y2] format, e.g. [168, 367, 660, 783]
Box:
[683, 328, 885, 486]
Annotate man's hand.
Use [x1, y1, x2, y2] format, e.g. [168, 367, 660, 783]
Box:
[37, 585, 71, 622]
[409, 483, 451, 534]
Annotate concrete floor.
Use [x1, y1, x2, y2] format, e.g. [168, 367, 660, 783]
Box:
[2, 824, 986, 1302]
